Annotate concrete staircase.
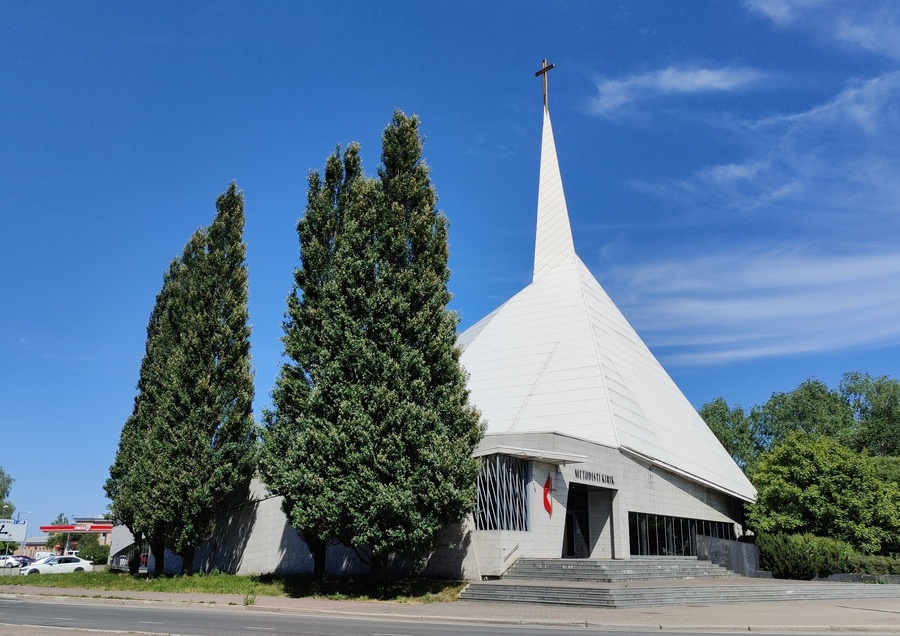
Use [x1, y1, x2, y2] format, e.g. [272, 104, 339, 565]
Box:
[459, 558, 900, 608]
[501, 557, 733, 582]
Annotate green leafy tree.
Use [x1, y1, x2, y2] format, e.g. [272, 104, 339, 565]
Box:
[871, 456, 900, 486]
[0, 467, 14, 517]
[749, 432, 900, 555]
[78, 541, 110, 565]
[107, 183, 256, 575]
[260, 143, 373, 578]
[840, 371, 900, 457]
[754, 379, 854, 447]
[45, 513, 69, 552]
[699, 398, 763, 475]
[261, 111, 484, 580]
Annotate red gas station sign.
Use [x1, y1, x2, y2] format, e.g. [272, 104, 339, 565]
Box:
[39, 524, 114, 534]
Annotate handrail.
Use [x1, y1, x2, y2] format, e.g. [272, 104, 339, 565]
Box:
[502, 543, 520, 563]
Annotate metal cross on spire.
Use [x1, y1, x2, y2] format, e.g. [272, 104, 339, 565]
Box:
[535, 58, 555, 110]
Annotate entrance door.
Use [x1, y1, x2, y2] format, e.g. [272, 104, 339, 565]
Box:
[562, 484, 590, 558]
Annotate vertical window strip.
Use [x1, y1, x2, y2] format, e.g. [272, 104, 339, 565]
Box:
[475, 455, 530, 531]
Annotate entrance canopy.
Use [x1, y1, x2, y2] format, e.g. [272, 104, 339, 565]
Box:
[473, 444, 586, 465]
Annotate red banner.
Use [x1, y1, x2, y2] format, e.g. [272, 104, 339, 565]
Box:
[543, 475, 553, 517]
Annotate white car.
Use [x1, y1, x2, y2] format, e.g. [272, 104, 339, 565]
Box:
[20, 555, 94, 575]
[0, 555, 22, 568]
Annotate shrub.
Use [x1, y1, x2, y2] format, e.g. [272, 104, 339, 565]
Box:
[848, 554, 900, 575]
[78, 543, 110, 566]
[757, 533, 853, 579]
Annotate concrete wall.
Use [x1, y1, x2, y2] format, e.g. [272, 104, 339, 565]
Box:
[468, 432, 746, 577]
[196, 479, 368, 576]
[697, 535, 762, 577]
[108, 430, 747, 581]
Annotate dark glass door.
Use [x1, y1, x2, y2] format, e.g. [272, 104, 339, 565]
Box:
[562, 484, 590, 558]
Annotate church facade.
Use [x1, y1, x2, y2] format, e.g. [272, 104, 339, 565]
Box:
[110, 74, 755, 580]
[422, 90, 755, 579]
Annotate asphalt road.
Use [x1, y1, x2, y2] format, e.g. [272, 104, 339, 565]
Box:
[0, 597, 770, 636]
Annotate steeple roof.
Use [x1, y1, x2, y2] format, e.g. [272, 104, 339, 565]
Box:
[459, 97, 756, 503]
[533, 108, 575, 281]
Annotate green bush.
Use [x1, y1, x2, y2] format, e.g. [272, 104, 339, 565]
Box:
[848, 554, 900, 575]
[757, 533, 853, 579]
[78, 543, 110, 566]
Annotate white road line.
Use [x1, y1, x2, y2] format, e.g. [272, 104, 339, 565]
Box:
[244, 628, 276, 631]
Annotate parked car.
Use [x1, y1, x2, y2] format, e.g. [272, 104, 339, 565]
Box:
[20, 555, 94, 575]
[0, 555, 23, 568]
[16, 556, 35, 565]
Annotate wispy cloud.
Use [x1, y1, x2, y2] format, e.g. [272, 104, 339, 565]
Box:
[632, 71, 900, 225]
[589, 67, 764, 119]
[619, 74, 900, 363]
[743, 0, 829, 26]
[746, 0, 900, 60]
[610, 250, 900, 366]
[597, 54, 900, 366]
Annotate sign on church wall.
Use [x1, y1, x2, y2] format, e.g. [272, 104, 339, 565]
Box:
[573, 468, 615, 486]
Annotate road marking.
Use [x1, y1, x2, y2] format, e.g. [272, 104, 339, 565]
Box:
[244, 628, 276, 631]
[138, 621, 164, 624]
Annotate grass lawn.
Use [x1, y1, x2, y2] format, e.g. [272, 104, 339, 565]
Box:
[0, 570, 466, 603]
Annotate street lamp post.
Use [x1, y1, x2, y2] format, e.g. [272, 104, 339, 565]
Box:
[2, 505, 10, 555]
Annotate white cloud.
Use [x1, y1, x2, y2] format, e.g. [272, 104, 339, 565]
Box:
[744, 0, 828, 25]
[589, 67, 764, 119]
[746, 0, 900, 60]
[582, 4, 900, 368]
[611, 68, 900, 367]
[633, 71, 900, 224]
[610, 250, 900, 366]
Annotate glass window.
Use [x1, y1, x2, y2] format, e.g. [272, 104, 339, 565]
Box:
[628, 512, 735, 556]
[475, 454, 530, 531]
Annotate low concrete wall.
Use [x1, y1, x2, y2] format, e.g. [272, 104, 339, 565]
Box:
[697, 535, 766, 577]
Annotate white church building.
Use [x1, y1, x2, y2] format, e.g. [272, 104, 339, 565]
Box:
[422, 71, 756, 578]
[111, 71, 756, 579]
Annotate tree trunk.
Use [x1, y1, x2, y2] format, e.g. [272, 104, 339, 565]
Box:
[369, 553, 389, 584]
[304, 535, 328, 580]
[180, 546, 195, 576]
[150, 537, 166, 576]
[128, 531, 143, 575]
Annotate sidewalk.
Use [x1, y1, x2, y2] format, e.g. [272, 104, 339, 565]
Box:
[2, 583, 900, 633]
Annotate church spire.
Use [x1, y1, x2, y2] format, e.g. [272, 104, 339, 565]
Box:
[533, 60, 575, 281]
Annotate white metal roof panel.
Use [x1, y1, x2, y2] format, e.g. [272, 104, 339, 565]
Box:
[457, 104, 756, 502]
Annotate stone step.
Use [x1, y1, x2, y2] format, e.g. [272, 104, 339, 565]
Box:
[504, 571, 733, 581]
[503, 557, 735, 582]
[459, 582, 900, 608]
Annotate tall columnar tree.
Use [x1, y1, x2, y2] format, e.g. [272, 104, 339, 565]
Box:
[107, 183, 256, 575]
[261, 111, 484, 579]
[260, 145, 370, 578]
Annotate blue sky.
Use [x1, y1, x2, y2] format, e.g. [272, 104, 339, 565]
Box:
[3, 0, 899, 533]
